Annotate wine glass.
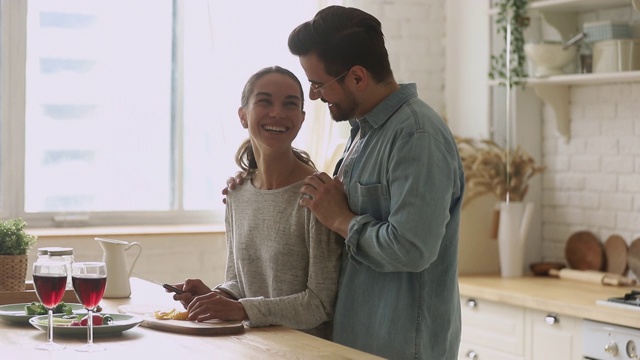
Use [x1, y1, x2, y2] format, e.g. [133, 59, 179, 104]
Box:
[71, 262, 107, 352]
[32, 260, 68, 351]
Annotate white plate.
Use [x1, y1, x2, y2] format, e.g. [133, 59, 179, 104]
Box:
[29, 313, 142, 336]
[0, 303, 86, 324]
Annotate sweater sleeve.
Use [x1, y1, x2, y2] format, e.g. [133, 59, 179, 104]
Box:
[239, 214, 343, 330]
[216, 202, 243, 299]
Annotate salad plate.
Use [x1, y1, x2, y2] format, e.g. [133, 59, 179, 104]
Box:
[29, 313, 142, 336]
[0, 303, 85, 325]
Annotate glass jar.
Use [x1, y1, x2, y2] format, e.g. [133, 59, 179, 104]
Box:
[37, 247, 74, 290]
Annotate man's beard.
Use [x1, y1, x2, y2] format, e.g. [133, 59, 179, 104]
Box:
[327, 87, 358, 122]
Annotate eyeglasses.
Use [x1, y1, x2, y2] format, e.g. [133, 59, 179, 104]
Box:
[309, 70, 349, 94]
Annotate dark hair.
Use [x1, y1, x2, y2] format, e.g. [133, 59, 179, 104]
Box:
[235, 66, 316, 176]
[288, 5, 393, 83]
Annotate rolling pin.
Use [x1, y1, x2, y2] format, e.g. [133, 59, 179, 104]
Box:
[548, 268, 637, 286]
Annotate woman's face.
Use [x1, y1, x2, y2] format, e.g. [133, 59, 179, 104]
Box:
[239, 73, 305, 153]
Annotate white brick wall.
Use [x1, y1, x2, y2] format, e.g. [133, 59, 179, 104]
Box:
[344, 0, 446, 116]
[542, 82, 640, 261]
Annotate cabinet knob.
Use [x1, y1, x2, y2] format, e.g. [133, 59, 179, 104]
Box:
[465, 299, 477, 308]
[466, 350, 478, 359]
[544, 313, 558, 325]
[604, 341, 618, 356]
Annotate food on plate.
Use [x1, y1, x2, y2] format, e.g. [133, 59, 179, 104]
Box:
[153, 309, 189, 320]
[68, 314, 114, 326]
[24, 301, 73, 316]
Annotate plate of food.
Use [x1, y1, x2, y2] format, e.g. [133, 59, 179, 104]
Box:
[0, 302, 86, 325]
[29, 313, 143, 336]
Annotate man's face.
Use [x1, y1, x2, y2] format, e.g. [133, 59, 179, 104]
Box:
[299, 54, 358, 122]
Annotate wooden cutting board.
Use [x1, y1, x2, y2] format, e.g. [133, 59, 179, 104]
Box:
[628, 238, 640, 279]
[118, 305, 244, 336]
[565, 231, 604, 271]
[604, 235, 628, 275]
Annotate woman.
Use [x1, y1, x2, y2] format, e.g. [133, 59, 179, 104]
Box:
[172, 66, 342, 339]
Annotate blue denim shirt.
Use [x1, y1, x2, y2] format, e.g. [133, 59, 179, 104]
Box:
[332, 84, 463, 359]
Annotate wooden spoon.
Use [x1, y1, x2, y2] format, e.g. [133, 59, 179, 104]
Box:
[565, 231, 604, 271]
[604, 235, 628, 275]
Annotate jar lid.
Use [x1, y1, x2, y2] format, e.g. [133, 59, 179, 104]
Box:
[39, 247, 74, 256]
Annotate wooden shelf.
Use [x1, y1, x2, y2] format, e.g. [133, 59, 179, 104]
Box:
[488, 0, 640, 142]
[489, 0, 638, 15]
[491, 71, 640, 142]
[527, 70, 640, 85]
[528, 0, 634, 12]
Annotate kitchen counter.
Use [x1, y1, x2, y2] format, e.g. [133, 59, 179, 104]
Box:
[459, 275, 640, 329]
[0, 278, 381, 360]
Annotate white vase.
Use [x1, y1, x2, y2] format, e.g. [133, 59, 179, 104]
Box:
[497, 201, 534, 277]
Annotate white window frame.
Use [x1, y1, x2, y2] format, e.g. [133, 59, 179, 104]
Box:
[1, 0, 348, 228]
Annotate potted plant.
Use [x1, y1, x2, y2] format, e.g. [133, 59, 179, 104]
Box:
[489, 0, 530, 88]
[0, 218, 38, 291]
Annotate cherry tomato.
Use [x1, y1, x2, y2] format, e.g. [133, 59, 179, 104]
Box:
[79, 314, 104, 326]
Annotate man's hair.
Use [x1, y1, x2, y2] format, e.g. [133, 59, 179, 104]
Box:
[288, 5, 393, 83]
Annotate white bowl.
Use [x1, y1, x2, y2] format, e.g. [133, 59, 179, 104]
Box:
[524, 42, 577, 77]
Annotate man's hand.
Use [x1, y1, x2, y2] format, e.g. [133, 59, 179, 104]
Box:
[222, 171, 246, 204]
[299, 172, 355, 238]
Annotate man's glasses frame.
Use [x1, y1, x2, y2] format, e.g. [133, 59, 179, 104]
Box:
[309, 70, 349, 94]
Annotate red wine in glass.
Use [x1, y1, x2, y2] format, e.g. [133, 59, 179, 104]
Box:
[32, 261, 68, 351]
[71, 261, 107, 352]
[32, 274, 67, 308]
[72, 276, 107, 309]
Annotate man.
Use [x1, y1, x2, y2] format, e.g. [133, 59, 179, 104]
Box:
[288, 5, 463, 359]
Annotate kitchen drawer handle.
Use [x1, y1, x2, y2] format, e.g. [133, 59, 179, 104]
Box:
[466, 350, 478, 359]
[544, 313, 559, 325]
[465, 299, 477, 308]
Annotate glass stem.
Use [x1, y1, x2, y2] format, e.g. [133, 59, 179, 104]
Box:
[47, 308, 54, 344]
[87, 309, 94, 345]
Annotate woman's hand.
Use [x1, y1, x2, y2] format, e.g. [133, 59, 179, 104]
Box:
[186, 292, 248, 322]
[171, 279, 211, 308]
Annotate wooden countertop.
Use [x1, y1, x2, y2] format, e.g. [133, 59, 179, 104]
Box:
[459, 275, 640, 329]
[0, 278, 382, 360]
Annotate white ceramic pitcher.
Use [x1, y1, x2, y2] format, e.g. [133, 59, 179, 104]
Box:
[95, 237, 142, 298]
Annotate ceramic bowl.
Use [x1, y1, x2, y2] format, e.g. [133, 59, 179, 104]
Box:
[525, 42, 577, 77]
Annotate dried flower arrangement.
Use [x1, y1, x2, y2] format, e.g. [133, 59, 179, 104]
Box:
[456, 137, 545, 207]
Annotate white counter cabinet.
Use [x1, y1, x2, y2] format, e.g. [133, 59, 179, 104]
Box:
[459, 297, 526, 359]
[460, 296, 582, 360]
[527, 309, 581, 360]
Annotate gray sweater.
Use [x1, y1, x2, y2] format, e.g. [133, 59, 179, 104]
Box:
[218, 178, 343, 339]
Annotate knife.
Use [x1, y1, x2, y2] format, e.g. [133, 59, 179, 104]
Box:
[131, 271, 185, 294]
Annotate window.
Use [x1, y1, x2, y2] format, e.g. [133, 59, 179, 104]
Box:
[1, 0, 347, 227]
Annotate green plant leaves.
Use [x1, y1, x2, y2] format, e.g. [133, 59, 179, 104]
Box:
[0, 218, 38, 255]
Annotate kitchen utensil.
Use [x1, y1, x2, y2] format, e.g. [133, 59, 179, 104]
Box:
[565, 231, 604, 271]
[604, 235, 628, 275]
[130, 271, 185, 294]
[548, 268, 636, 286]
[529, 261, 565, 276]
[564, 32, 585, 50]
[95, 237, 142, 299]
[118, 305, 244, 336]
[627, 237, 640, 279]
